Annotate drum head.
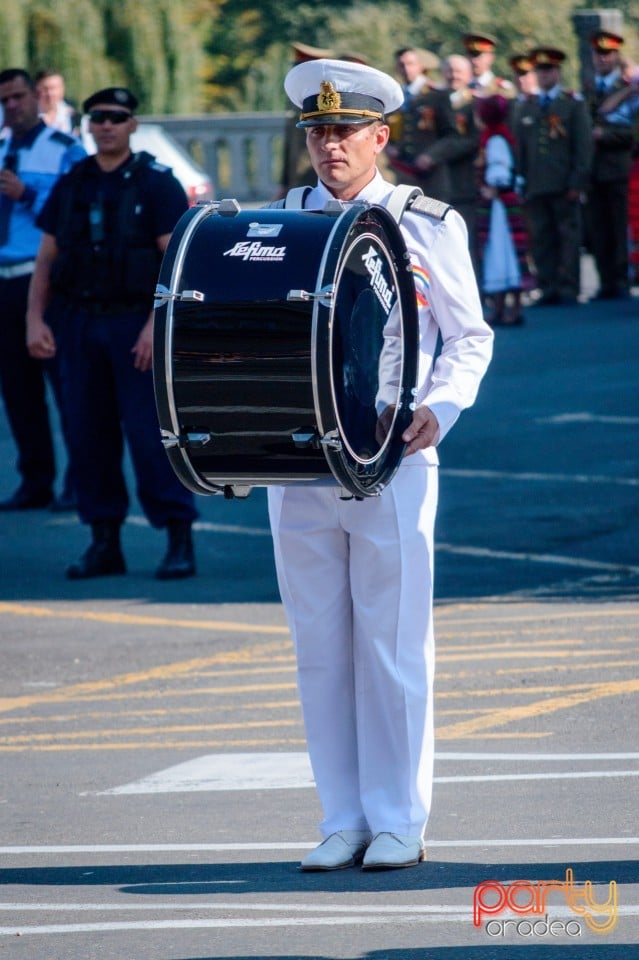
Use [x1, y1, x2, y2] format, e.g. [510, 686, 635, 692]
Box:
[313, 203, 419, 497]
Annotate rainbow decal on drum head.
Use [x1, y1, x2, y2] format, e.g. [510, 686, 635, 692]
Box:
[411, 263, 430, 307]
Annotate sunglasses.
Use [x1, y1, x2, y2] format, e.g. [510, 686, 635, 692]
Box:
[88, 109, 132, 125]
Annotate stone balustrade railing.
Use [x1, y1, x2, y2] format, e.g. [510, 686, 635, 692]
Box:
[141, 111, 289, 203]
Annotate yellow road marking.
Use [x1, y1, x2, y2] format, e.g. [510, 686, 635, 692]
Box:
[436, 677, 639, 739]
[0, 701, 303, 725]
[0, 737, 308, 753]
[437, 647, 630, 663]
[0, 644, 291, 715]
[434, 605, 639, 625]
[0, 718, 303, 745]
[436, 658, 639, 681]
[0, 602, 290, 634]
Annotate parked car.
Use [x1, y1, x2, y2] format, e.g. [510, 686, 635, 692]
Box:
[81, 119, 214, 204]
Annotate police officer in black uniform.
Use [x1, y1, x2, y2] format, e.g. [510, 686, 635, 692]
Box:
[27, 87, 198, 579]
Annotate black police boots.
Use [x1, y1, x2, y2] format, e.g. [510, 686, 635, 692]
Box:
[155, 519, 196, 580]
[66, 520, 126, 579]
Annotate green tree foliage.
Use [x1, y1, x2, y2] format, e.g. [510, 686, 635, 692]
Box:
[0, 0, 215, 113]
[1, 0, 638, 115]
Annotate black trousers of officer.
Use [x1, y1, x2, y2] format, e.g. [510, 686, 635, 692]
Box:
[0, 273, 60, 499]
[54, 303, 197, 527]
[526, 193, 582, 300]
[586, 179, 630, 296]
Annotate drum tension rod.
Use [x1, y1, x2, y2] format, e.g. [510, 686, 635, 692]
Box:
[320, 430, 342, 451]
[287, 284, 334, 304]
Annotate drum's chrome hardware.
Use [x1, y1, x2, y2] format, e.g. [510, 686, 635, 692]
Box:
[216, 198, 242, 217]
[183, 433, 212, 448]
[409, 387, 418, 412]
[320, 430, 342, 451]
[162, 431, 212, 449]
[287, 284, 334, 306]
[323, 199, 348, 214]
[154, 284, 204, 307]
[161, 429, 180, 449]
[292, 430, 320, 449]
[223, 484, 252, 499]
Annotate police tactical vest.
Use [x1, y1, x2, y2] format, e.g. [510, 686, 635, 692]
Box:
[51, 151, 161, 305]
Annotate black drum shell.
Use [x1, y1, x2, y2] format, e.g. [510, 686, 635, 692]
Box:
[153, 201, 418, 498]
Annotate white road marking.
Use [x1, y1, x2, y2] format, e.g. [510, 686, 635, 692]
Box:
[98, 751, 314, 794]
[437, 751, 639, 760]
[536, 412, 639, 425]
[3, 903, 639, 935]
[441, 467, 639, 487]
[436, 543, 639, 575]
[94, 751, 639, 796]
[435, 770, 639, 784]
[2, 837, 638, 854]
[0, 917, 448, 934]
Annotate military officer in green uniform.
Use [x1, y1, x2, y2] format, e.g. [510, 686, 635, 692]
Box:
[515, 47, 592, 305]
[387, 46, 461, 202]
[462, 33, 516, 98]
[583, 30, 634, 299]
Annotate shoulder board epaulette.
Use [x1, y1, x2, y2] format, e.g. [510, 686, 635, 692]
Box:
[408, 195, 451, 221]
[50, 130, 76, 147]
[563, 90, 583, 101]
[150, 160, 170, 173]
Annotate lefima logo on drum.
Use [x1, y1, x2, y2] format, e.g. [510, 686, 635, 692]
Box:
[222, 240, 286, 262]
[473, 869, 618, 938]
[361, 246, 394, 314]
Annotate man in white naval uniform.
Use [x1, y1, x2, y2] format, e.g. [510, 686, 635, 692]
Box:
[268, 58, 493, 871]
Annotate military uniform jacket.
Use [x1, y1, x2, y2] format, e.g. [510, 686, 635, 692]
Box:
[583, 79, 635, 183]
[516, 91, 592, 198]
[448, 87, 480, 204]
[390, 88, 461, 200]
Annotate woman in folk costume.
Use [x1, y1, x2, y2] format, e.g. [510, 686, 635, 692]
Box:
[475, 94, 532, 325]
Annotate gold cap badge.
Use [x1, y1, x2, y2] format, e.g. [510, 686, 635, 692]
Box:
[318, 81, 342, 113]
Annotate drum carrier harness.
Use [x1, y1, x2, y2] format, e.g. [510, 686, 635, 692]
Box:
[272, 183, 451, 227]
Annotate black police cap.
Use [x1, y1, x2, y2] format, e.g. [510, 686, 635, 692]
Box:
[83, 87, 138, 114]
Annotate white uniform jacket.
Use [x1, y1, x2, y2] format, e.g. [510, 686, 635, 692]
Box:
[302, 171, 494, 461]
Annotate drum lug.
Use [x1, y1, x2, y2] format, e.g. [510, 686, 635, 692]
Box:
[223, 485, 252, 499]
[287, 284, 334, 306]
[215, 199, 242, 217]
[161, 430, 212, 450]
[292, 430, 320, 450]
[320, 430, 343, 451]
[154, 283, 205, 307]
[409, 387, 419, 412]
[183, 433, 212, 449]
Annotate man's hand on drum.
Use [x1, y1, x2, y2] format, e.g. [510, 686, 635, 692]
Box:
[402, 405, 440, 455]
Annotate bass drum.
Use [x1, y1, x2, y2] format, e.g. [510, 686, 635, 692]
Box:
[153, 199, 418, 498]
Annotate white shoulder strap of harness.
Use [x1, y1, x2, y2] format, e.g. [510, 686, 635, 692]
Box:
[283, 185, 313, 209]
[278, 182, 450, 223]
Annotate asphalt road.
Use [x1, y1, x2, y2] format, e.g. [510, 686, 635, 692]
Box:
[0, 287, 638, 959]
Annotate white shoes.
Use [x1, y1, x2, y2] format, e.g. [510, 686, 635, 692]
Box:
[299, 830, 371, 871]
[361, 832, 426, 870]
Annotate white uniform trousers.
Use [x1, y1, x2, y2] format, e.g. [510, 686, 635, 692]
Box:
[267, 461, 437, 839]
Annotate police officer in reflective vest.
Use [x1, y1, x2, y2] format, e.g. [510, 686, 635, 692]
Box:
[27, 87, 198, 579]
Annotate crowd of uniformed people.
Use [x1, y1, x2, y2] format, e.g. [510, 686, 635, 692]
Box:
[0, 25, 637, 575]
